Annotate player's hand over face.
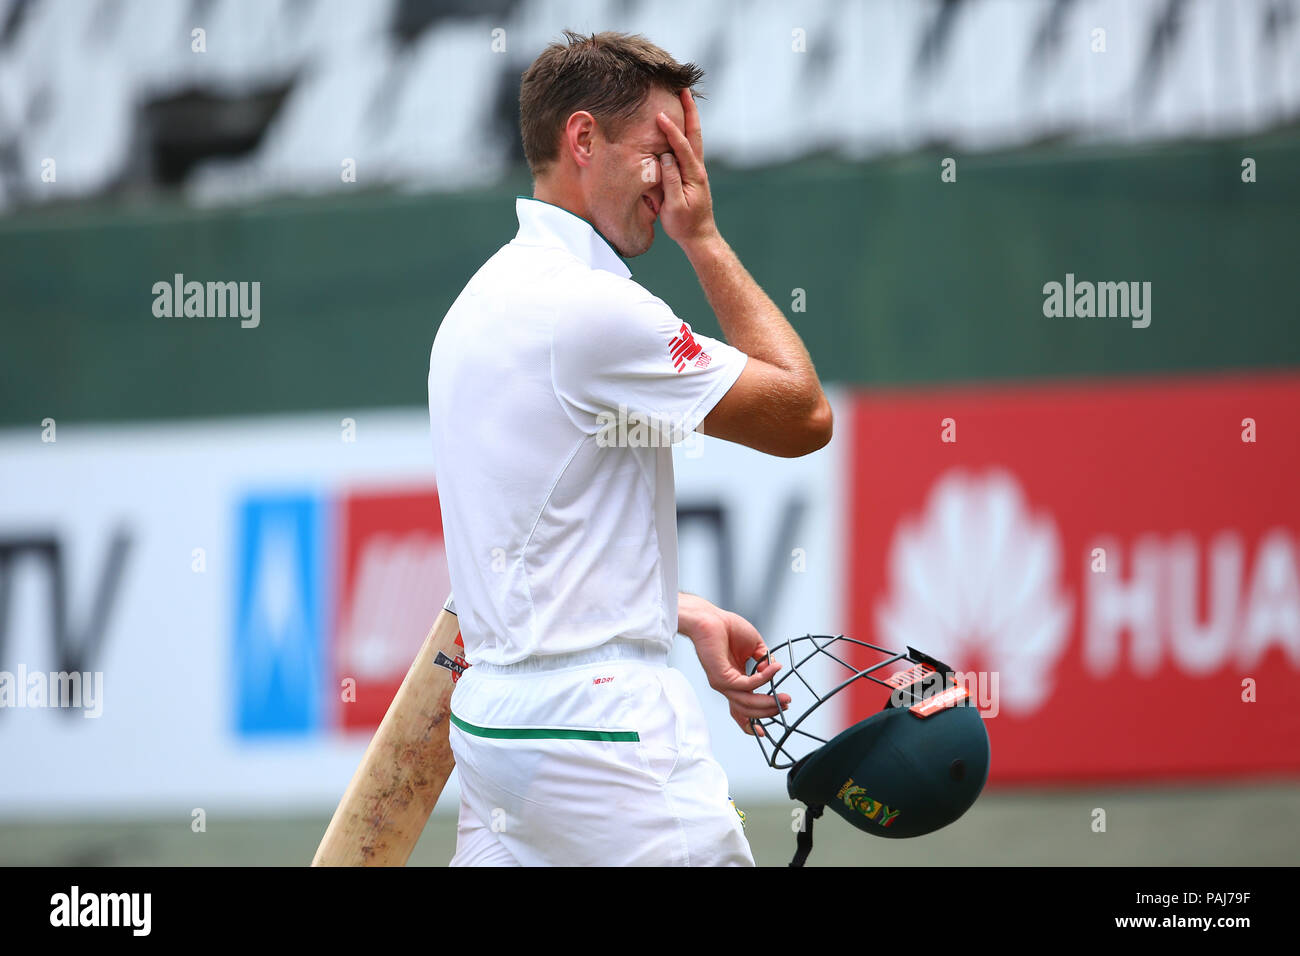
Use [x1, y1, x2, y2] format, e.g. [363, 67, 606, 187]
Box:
[655, 89, 719, 248]
[681, 598, 791, 737]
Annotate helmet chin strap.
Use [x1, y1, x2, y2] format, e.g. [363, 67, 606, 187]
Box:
[784, 728, 827, 866]
[790, 804, 824, 868]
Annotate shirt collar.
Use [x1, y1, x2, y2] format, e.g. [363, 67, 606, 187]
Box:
[512, 196, 631, 279]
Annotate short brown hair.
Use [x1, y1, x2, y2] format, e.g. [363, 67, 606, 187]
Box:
[519, 30, 704, 176]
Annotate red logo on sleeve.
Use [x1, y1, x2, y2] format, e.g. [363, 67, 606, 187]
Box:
[669, 322, 711, 371]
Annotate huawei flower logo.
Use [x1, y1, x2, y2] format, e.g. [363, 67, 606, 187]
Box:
[874, 469, 1073, 715]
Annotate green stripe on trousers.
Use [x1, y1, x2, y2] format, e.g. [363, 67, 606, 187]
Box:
[449, 712, 640, 742]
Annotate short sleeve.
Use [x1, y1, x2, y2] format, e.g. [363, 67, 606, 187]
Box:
[551, 278, 748, 441]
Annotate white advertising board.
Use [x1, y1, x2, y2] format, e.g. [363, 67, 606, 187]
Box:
[0, 400, 843, 818]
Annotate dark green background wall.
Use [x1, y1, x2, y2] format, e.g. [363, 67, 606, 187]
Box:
[2, 133, 1297, 426]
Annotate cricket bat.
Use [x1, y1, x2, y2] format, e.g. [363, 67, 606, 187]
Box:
[312, 593, 465, 866]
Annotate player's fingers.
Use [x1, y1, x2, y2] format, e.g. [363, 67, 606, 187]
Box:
[756, 690, 792, 713]
[656, 111, 704, 180]
[730, 703, 782, 725]
[726, 690, 789, 718]
[681, 88, 703, 159]
[724, 692, 773, 716]
[750, 654, 779, 679]
[658, 150, 685, 208]
[726, 663, 781, 693]
[734, 708, 770, 738]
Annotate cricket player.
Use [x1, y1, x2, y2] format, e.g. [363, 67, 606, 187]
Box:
[427, 31, 832, 866]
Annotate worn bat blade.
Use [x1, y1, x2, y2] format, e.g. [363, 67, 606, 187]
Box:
[311, 593, 464, 866]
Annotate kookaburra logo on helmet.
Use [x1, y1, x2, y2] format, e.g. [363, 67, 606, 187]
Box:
[748, 635, 991, 867]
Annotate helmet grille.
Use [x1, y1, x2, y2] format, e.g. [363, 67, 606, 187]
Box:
[748, 634, 923, 770]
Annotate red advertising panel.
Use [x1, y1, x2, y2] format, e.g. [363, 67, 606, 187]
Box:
[847, 373, 1300, 783]
[333, 488, 450, 730]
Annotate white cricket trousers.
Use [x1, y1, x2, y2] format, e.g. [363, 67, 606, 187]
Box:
[446, 640, 755, 866]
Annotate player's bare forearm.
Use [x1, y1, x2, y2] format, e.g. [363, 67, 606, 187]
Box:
[681, 232, 820, 385]
[655, 91, 826, 418]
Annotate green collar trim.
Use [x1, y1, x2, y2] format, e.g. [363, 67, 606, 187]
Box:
[514, 194, 628, 266]
[450, 711, 640, 742]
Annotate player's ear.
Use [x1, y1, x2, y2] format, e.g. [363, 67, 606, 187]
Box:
[563, 111, 597, 168]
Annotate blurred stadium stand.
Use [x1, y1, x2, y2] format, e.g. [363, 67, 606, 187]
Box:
[1, 0, 1298, 211]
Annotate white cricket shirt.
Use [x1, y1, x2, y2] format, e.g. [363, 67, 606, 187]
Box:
[428, 197, 748, 665]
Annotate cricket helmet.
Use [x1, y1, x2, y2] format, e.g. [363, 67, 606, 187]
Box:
[747, 635, 991, 866]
